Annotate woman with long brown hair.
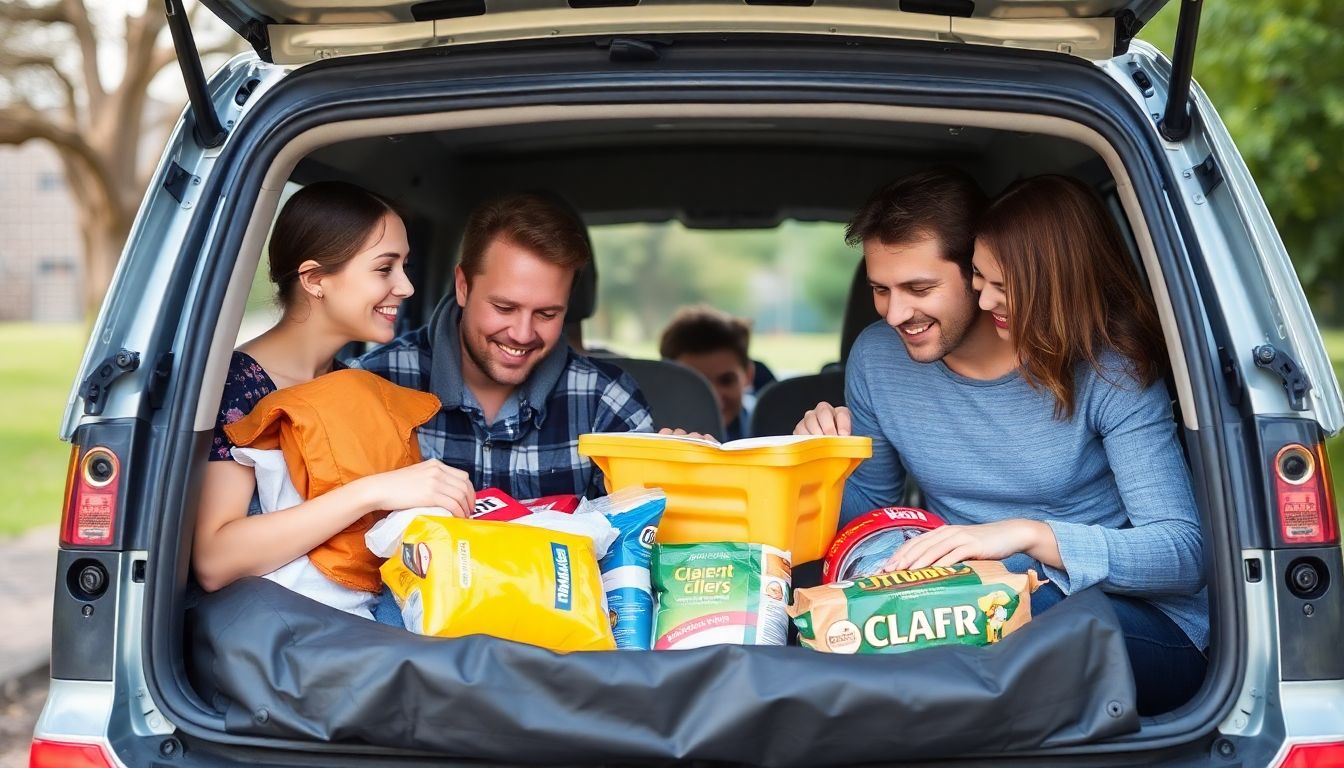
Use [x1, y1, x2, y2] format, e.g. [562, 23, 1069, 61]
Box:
[881, 174, 1207, 714]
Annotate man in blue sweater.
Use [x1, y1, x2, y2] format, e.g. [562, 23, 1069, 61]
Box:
[795, 168, 1207, 715]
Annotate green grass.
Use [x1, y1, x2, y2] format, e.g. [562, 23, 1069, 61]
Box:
[1323, 329, 1344, 514]
[0, 324, 86, 536]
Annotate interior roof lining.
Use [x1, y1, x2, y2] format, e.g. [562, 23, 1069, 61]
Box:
[197, 102, 1196, 433]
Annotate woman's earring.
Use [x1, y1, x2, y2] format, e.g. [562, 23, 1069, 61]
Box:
[315, 289, 324, 299]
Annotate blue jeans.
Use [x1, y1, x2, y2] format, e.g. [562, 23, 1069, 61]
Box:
[1032, 583, 1206, 716]
[371, 585, 405, 627]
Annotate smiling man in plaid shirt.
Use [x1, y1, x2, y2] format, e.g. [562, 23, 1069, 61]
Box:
[355, 192, 653, 499]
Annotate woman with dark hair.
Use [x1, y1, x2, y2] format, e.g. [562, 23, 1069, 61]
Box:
[193, 182, 474, 599]
[882, 175, 1207, 714]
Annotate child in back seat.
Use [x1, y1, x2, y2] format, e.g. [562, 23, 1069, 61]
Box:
[192, 182, 476, 617]
[659, 305, 759, 441]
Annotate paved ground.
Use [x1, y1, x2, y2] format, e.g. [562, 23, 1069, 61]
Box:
[0, 525, 58, 765]
[0, 668, 46, 768]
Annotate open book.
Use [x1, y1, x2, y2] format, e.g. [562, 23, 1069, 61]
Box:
[612, 432, 849, 450]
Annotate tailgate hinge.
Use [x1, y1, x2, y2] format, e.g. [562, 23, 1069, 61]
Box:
[81, 349, 141, 416]
[1193, 154, 1224, 196]
[1253, 344, 1313, 412]
[162, 162, 197, 203]
[165, 0, 227, 148]
[1113, 9, 1140, 56]
[242, 18, 273, 61]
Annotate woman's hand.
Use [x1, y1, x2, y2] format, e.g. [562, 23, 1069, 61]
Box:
[882, 519, 1058, 572]
[355, 459, 476, 517]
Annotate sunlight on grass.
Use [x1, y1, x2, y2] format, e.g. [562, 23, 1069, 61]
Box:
[0, 324, 86, 536]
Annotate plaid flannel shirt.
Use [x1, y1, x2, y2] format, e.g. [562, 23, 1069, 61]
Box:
[352, 301, 653, 499]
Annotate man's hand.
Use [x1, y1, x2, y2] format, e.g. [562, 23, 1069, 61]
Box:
[881, 519, 1057, 571]
[793, 401, 853, 436]
[658, 427, 720, 443]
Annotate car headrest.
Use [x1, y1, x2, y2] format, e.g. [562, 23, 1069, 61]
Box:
[567, 260, 598, 323]
[840, 258, 881, 365]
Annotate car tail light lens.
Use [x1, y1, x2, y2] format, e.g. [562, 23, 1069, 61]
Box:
[29, 738, 117, 768]
[1272, 442, 1338, 546]
[1276, 741, 1344, 767]
[60, 445, 120, 547]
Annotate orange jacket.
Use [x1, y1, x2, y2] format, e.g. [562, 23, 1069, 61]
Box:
[224, 369, 441, 593]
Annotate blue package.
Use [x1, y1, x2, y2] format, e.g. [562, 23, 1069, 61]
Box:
[589, 488, 666, 650]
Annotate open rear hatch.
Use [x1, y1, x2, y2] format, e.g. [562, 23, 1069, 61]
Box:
[198, 0, 1172, 64]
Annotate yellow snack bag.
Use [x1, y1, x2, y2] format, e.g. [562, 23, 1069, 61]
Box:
[381, 515, 616, 652]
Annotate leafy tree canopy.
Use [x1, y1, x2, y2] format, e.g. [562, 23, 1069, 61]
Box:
[1143, 0, 1344, 320]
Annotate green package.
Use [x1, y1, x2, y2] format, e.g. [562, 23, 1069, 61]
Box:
[789, 561, 1040, 654]
[652, 542, 791, 649]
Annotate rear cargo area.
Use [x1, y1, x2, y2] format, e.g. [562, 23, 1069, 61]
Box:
[160, 79, 1233, 764]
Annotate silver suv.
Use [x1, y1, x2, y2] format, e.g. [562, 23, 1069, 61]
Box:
[35, 0, 1344, 765]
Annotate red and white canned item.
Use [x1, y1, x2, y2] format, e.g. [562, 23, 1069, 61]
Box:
[822, 507, 946, 583]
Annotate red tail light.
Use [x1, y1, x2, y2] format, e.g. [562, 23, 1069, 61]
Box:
[1275, 741, 1344, 768]
[29, 738, 117, 768]
[1272, 442, 1338, 546]
[60, 445, 120, 547]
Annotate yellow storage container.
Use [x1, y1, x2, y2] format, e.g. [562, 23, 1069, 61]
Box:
[578, 434, 872, 563]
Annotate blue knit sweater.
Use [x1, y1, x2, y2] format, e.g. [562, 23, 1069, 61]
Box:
[842, 322, 1209, 649]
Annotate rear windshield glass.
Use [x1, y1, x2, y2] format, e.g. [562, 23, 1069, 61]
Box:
[586, 220, 858, 376]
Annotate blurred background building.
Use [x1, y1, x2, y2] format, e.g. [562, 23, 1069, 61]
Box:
[0, 142, 82, 323]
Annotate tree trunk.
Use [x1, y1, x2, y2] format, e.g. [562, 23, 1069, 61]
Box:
[81, 218, 130, 321]
[59, 153, 134, 320]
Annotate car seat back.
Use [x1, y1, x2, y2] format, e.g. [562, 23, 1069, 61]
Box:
[840, 258, 881, 366]
[749, 371, 846, 436]
[605, 357, 725, 440]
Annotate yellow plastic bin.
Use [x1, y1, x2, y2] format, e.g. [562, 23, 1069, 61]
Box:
[578, 434, 872, 563]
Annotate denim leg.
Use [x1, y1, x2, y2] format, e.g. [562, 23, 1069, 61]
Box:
[1030, 581, 1067, 614]
[371, 584, 405, 628]
[1030, 585, 1203, 716]
[1107, 594, 1207, 716]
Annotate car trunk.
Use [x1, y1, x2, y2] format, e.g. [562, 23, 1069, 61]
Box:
[140, 33, 1246, 767]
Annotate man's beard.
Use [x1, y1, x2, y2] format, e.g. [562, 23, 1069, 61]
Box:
[459, 307, 541, 387]
[900, 288, 979, 364]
